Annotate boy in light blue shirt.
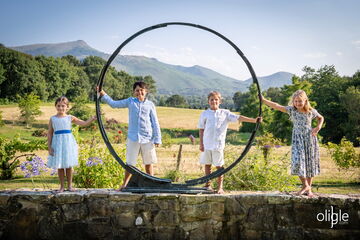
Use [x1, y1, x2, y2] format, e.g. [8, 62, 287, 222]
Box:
[98, 82, 161, 190]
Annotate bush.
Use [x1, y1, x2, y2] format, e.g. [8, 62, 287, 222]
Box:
[0, 136, 47, 179]
[0, 110, 3, 126]
[223, 150, 297, 191]
[32, 129, 47, 137]
[73, 136, 125, 188]
[327, 137, 360, 170]
[17, 93, 42, 127]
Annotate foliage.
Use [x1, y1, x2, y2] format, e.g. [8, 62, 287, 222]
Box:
[238, 84, 272, 133]
[339, 86, 360, 146]
[19, 155, 53, 188]
[327, 137, 360, 170]
[73, 137, 125, 188]
[224, 151, 297, 191]
[68, 94, 94, 124]
[0, 136, 47, 179]
[0, 46, 157, 102]
[306, 65, 346, 144]
[32, 129, 47, 137]
[163, 169, 183, 182]
[17, 92, 42, 127]
[266, 75, 313, 143]
[255, 132, 283, 163]
[0, 110, 4, 126]
[165, 94, 188, 108]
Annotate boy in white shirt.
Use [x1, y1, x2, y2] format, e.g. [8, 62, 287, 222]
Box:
[198, 91, 262, 193]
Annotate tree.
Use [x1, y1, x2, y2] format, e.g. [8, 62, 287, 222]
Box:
[339, 86, 360, 146]
[307, 65, 347, 143]
[233, 91, 250, 112]
[165, 94, 188, 108]
[266, 75, 313, 143]
[17, 93, 42, 128]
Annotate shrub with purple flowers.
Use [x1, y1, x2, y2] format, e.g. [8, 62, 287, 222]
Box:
[73, 136, 125, 188]
[256, 132, 283, 164]
[19, 155, 50, 187]
[0, 136, 47, 179]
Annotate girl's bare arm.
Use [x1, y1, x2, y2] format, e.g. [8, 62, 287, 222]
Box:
[47, 119, 54, 155]
[72, 116, 97, 126]
[262, 96, 287, 113]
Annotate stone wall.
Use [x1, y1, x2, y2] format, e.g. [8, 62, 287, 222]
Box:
[0, 190, 359, 240]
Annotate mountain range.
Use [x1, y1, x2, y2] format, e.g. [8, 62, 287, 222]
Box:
[11, 40, 293, 96]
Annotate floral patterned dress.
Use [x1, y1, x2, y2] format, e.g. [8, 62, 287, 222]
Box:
[285, 106, 320, 177]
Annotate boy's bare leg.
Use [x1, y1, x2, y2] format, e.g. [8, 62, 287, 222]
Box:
[204, 164, 212, 190]
[216, 166, 224, 194]
[57, 169, 65, 192]
[145, 164, 154, 176]
[118, 170, 132, 191]
[65, 168, 74, 191]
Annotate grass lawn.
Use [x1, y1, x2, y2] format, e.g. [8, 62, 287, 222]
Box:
[0, 104, 359, 194]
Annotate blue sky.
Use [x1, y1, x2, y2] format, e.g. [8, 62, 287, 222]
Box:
[1, 0, 359, 80]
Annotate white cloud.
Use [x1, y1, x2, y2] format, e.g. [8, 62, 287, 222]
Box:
[303, 52, 327, 58]
[336, 51, 343, 56]
[352, 40, 360, 49]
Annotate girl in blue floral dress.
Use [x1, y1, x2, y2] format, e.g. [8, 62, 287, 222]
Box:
[262, 90, 324, 197]
[47, 96, 96, 192]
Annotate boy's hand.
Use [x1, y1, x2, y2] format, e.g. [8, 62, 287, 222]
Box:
[155, 143, 160, 147]
[199, 144, 204, 152]
[96, 86, 106, 96]
[256, 117, 263, 123]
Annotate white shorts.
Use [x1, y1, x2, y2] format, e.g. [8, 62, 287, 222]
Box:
[199, 149, 224, 167]
[126, 139, 158, 166]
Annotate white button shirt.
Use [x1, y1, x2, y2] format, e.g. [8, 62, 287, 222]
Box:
[198, 109, 239, 150]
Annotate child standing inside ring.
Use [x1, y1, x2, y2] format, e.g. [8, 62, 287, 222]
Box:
[47, 96, 96, 192]
[97, 82, 161, 191]
[198, 91, 261, 194]
[262, 90, 324, 197]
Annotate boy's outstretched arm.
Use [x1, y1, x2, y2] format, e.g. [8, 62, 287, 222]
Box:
[239, 116, 262, 123]
[262, 96, 287, 112]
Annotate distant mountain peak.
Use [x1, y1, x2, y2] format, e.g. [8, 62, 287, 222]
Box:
[10, 40, 294, 96]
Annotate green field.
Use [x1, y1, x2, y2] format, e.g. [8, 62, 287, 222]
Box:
[0, 104, 359, 194]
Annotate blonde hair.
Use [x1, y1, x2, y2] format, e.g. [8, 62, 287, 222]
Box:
[289, 90, 312, 112]
[207, 91, 222, 100]
[55, 96, 70, 108]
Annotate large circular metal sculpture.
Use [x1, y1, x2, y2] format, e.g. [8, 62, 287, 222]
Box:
[96, 22, 262, 193]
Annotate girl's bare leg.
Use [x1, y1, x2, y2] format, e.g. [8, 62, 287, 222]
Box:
[58, 169, 65, 192]
[65, 168, 73, 191]
[306, 177, 314, 197]
[297, 176, 310, 195]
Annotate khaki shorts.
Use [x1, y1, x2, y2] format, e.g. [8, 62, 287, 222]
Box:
[200, 149, 224, 167]
[126, 139, 158, 166]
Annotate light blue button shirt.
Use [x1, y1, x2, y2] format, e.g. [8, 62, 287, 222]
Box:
[102, 94, 162, 144]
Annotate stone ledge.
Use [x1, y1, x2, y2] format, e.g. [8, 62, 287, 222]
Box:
[0, 190, 359, 240]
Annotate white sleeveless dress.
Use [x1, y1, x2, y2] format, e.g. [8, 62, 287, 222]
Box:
[47, 115, 78, 169]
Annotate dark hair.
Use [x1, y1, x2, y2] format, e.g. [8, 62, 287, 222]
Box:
[133, 81, 148, 91]
[55, 96, 69, 107]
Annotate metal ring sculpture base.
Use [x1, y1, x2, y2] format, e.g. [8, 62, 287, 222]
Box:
[96, 22, 262, 194]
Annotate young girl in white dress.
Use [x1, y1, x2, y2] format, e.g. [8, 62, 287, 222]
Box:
[47, 96, 96, 192]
